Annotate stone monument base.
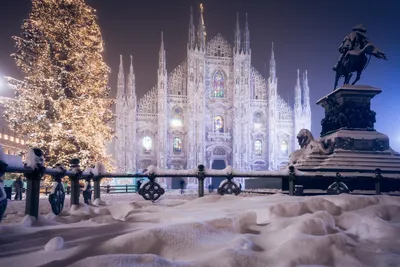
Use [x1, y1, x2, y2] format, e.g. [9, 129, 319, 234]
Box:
[290, 85, 400, 179]
[294, 129, 400, 175]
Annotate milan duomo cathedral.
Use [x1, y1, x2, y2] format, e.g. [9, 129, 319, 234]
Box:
[115, 5, 311, 188]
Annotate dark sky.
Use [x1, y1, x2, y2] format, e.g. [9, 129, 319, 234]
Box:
[0, 0, 400, 149]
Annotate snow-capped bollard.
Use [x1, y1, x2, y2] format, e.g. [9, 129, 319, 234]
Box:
[197, 164, 205, 197]
[288, 166, 296, 196]
[69, 158, 81, 206]
[24, 148, 45, 219]
[374, 168, 382, 195]
[48, 164, 66, 215]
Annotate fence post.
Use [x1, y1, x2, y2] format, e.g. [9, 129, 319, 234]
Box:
[125, 184, 128, 193]
[197, 165, 205, 197]
[24, 148, 45, 219]
[93, 176, 101, 200]
[288, 166, 296, 196]
[69, 158, 81, 206]
[374, 168, 382, 195]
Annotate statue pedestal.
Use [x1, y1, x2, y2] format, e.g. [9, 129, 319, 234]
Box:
[291, 85, 400, 175]
[317, 85, 381, 136]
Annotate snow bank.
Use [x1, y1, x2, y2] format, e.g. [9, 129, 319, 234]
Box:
[1, 193, 400, 267]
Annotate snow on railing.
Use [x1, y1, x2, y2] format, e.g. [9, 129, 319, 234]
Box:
[0, 145, 397, 223]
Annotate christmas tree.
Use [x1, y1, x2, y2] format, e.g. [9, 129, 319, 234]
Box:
[4, 0, 114, 169]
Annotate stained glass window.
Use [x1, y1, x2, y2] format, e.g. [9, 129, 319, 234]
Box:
[255, 140, 262, 155]
[173, 137, 182, 153]
[214, 115, 224, 133]
[170, 107, 183, 127]
[143, 136, 152, 153]
[280, 140, 288, 156]
[254, 113, 262, 130]
[212, 70, 225, 98]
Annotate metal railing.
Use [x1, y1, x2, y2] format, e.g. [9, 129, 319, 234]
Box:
[1, 148, 400, 221]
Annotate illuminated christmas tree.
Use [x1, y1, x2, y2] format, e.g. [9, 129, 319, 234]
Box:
[4, 0, 114, 169]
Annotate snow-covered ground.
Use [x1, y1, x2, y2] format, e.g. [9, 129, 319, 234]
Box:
[1, 192, 400, 267]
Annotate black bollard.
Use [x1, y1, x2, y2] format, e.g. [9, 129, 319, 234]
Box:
[24, 148, 45, 219]
[69, 158, 81, 206]
[93, 176, 101, 200]
[197, 165, 205, 197]
[288, 166, 296, 196]
[374, 168, 382, 195]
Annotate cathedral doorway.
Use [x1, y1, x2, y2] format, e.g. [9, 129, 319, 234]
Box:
[211, 160, 226, 189]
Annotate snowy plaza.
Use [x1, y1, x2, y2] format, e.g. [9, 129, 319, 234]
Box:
[0, 0, 400, 266]
[1, 192, 400, 267]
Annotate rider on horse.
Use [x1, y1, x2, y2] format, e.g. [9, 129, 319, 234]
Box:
[333, 24, 370, 71]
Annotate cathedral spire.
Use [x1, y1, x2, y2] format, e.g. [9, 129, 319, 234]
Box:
[269, 42, 276, 81]
[294, 69, 302, 112]
[127, 55, 136, 98]
[243, 12, 250, 54]
[303, 70, 311, 118]
[197, 3, 206, 51]
[159, 31, 166, 75]
[117, 54, 125, 98]
[234, 12, 241, 54]
[188, 6, 196, 50]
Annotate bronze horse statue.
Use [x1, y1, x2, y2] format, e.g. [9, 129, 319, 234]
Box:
[334, 43, 387, 90]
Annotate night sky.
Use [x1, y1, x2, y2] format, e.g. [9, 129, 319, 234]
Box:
[0, 0, 399, 150]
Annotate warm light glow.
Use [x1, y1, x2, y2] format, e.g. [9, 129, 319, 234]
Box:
[3, 0, 114, 173]
[280, 140, 289, 155]
[143, 136, 152, 152]
[255, 140, 262, 155]
[170, 107, 183, 127]
[171, 118, 183, 127]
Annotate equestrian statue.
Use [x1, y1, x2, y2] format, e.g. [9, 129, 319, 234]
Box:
[333, 24, 387, 90]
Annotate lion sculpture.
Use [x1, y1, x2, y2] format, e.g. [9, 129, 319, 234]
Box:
[289, 129, 331, 165]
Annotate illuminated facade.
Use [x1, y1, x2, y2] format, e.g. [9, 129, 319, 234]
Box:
[0, 97, 27, 159]
[115, 6, 311, 187]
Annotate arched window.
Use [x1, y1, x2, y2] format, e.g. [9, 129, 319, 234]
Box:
[254, 113, 262, 130]
[143, 136, 152, 153]
[280, 140, 288, 156]
[255, 140, 262, 155]
[170, 107, 183, 127]
[173, 137, 182, 153]
[212, 70, 225, 98]
[214, 115, 224, 133]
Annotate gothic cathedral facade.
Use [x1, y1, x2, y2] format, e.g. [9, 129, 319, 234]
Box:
[115, 6, 311, 187]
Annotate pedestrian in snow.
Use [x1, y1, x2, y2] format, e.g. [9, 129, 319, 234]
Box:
[82, 177, 92, 204]
[0, 176, 7, 222]
[180, 179, 185, 194]
[13, 176, 23, 200]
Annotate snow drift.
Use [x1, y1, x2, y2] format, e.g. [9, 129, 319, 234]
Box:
[1, 193, 400, 267]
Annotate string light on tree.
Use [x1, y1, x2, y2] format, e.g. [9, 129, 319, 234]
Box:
[3, 0, 114, 170]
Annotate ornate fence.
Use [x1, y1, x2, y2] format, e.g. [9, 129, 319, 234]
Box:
[1, 148, 400, 220]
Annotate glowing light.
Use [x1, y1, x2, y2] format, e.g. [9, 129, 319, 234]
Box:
[4, 0, 114, 174]
[143, 136, 152, 152]
[255, 140, 262, 155]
